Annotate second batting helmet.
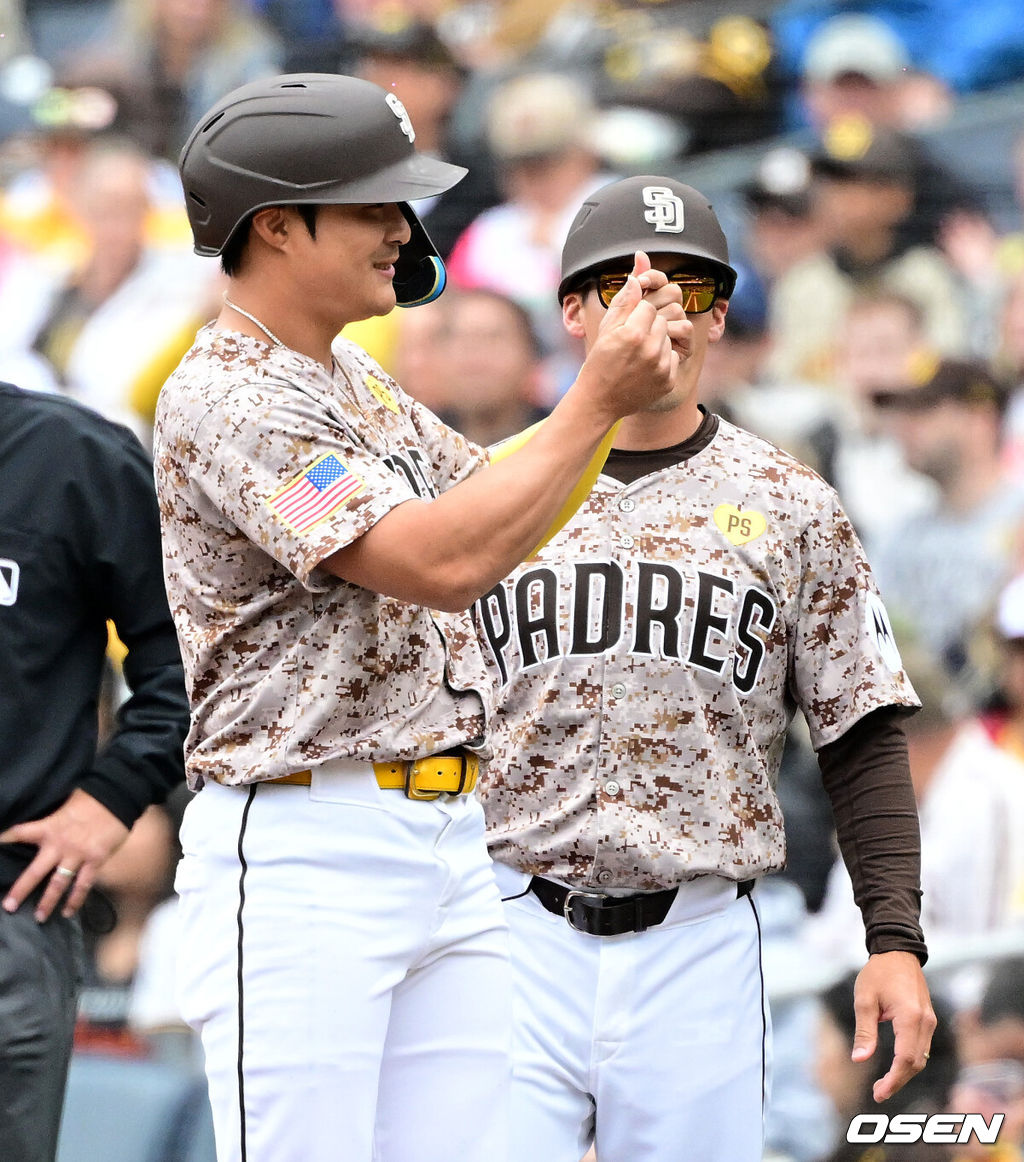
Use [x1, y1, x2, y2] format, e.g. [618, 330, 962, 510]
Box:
[179, 73, 467, 307]
[558, 175, 737, 303]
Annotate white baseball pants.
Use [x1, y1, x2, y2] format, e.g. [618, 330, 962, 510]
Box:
[492, 861, 770, 1162]
[174, 764, 511, 1162]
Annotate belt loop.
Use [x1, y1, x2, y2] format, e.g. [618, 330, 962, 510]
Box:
[453, 752, 477, 794]
[454, 753, 468, 795]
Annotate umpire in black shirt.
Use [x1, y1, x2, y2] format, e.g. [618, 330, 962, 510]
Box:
[0, 382, 189, 1162]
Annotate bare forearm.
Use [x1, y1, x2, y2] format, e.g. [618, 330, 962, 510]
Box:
[325, 390, 617, 610]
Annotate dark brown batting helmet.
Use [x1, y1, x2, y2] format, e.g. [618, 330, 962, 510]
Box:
[558, 175, 737, 303]
[179, 73, 466, 306]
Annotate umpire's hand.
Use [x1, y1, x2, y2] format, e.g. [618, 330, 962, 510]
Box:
[0, 789, 130, 922]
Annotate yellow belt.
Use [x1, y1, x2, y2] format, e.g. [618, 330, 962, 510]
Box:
[266, 752, 479, 801]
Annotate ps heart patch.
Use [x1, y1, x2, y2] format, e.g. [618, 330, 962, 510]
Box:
[366, 373, 400, 413]
[713, 504, 767, 546]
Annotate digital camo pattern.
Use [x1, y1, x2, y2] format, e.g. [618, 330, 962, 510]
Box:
[154, 326, 491, 787]
[476, 416, 919, 888]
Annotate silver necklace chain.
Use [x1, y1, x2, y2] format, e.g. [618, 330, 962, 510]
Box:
[222, 295, 284, 348]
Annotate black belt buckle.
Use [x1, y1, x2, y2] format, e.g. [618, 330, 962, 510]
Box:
[562, 889, 611, 934]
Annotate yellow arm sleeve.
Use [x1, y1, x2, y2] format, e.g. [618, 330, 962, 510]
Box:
[489, 419, 621, 557]
[128, 315, 204, 428]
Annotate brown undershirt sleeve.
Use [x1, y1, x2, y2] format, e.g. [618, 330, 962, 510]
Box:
[817, 706, 928, 965]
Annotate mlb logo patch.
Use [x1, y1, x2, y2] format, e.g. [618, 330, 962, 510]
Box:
[0, 557, 19, 605]
[267, 453, 364, 533]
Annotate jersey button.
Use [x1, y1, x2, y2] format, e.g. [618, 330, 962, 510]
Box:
[604, 780, 621, 797]
[596, 869, 613, 885]
[610, 682, 626, 698]
[618, 497, 635, 513]
[619, 535, 635, 549]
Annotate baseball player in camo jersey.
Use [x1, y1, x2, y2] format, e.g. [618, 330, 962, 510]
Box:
[475, 175, 937, 1161]
[153, 77, 682, 1162]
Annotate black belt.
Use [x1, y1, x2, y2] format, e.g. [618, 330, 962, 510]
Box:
[528, 876, 755, 936]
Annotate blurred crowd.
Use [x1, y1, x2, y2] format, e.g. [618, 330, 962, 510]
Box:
[6, 1, 1024, 1160]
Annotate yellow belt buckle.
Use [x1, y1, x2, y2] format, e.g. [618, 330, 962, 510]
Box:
[404, 759, 441, 801]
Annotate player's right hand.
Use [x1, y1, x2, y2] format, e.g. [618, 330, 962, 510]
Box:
[579, 252, 679, 421]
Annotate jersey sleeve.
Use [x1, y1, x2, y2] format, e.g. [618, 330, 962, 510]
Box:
[790, 491, 920, 749]
[191, 381, 422, 589]
[404, 392, 490, 487]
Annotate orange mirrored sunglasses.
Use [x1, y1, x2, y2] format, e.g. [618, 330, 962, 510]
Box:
[595, 271, 722, 313]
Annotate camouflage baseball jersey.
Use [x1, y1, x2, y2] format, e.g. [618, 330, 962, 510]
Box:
[153, 325, 492, 788]
[476, 411, 919, 888]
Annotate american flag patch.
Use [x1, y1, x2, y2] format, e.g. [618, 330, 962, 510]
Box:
[267, 453, 364, 533]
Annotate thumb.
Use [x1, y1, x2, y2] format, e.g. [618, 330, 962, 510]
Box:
[851, 1019, 878, 1063]
[631, 250, 652, 278]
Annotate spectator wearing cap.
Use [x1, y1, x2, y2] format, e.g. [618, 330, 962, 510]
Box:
[799, 12, 915, 131]
[824, 291, 941, 554]
[762, 115, 969, 390]
[591, 7, 783, 156]
[814, 117, 967, 334]
[740, 144, 846, 387]
[446, 70, 616, 404]
[869, 358, 1024, 683]
[795, 11, 957, 133]
[783, 10, 982, 245]
[0, 77, 191, 275]
[333, 11, 504, 373]
[773, 0, 1024, 110]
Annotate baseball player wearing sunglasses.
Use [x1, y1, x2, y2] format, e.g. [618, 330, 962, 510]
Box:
[476, 175, 936, 1161]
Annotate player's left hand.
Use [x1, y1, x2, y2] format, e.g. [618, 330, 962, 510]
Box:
[851, 950, 936, 1103]
[0, 789, 130, 922]
[630, 251, 692, 358]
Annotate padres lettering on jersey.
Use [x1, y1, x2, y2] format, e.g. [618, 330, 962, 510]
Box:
[475, 417, 918, 887]
[479, 561, 776, 696]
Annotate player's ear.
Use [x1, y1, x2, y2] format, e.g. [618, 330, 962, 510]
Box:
[707, 299, 729, 343]
[562, 291, 588, 340]
[251, 206, 292, 251]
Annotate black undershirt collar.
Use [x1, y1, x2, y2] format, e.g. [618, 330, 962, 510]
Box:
[603, 406, 719, 486]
